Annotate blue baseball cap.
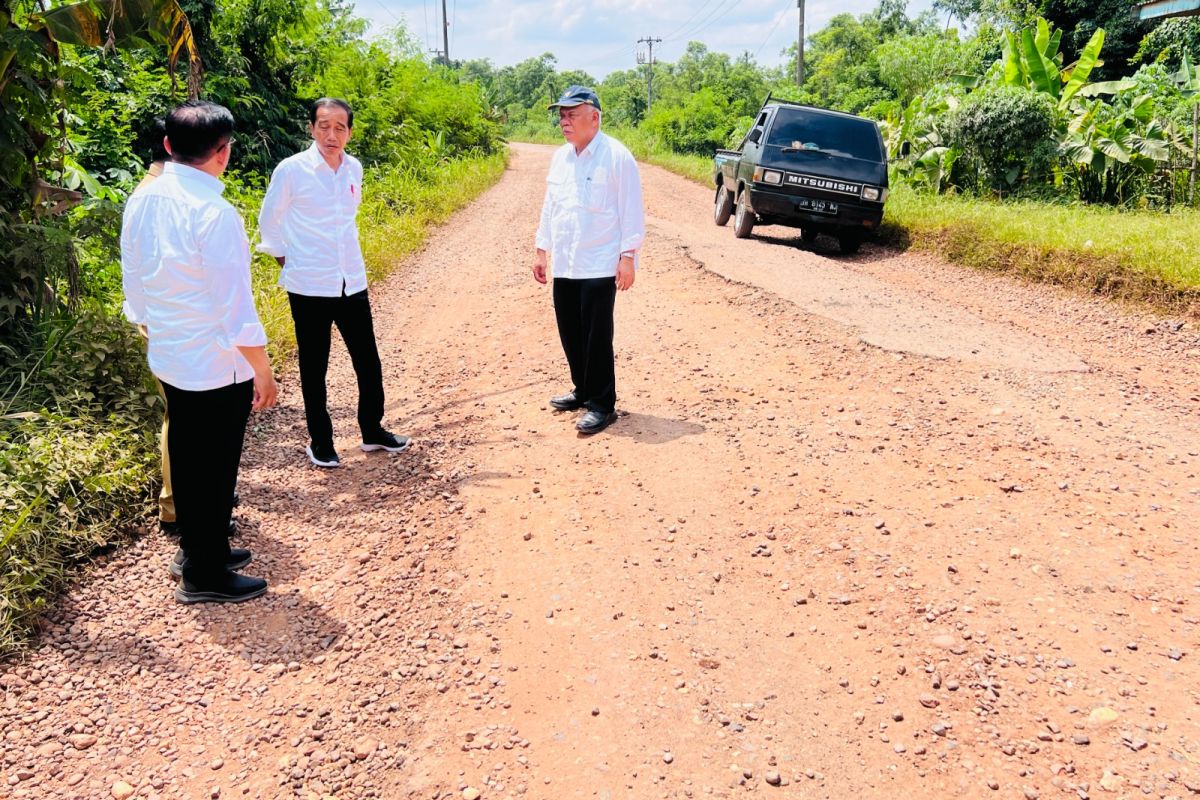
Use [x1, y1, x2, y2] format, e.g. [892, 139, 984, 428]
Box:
[548, 85, 601, 112]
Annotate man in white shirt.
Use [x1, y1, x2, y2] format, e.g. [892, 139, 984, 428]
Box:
[533, 86, 645, 435]
[258, 98, 409, 468]
[121, 100, 277, 604]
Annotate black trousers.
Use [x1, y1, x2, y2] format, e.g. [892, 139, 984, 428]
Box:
[553, 277, 617, 414]
[288, 289, 385, 447]
[161, 379, 252, 579]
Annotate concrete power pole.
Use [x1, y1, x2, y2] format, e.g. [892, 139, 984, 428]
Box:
[637, 36, 662, 109]
[797, 0, 805, 86]
[442, 0, 450, 64]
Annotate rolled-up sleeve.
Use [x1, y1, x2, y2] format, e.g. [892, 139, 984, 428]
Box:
[200, 207, 267, 348]
[616, 151, 645, 258]
[120, 199, 148, 326]
[256, 163, 290, 258]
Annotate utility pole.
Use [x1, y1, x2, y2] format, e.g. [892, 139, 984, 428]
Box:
[441, 0, 450, 65]
[636, 36, 662, 109]
[797, 0, 805, 87]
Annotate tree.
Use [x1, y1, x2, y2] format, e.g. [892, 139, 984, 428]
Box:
[1037, 0, 1146, 81]
[876, 31, 979, 106]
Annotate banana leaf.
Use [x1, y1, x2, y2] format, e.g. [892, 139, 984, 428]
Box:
[1022, 27, 1060, 97]
[35, 0, 201, 96]
[1077, 79, 1136, 98]
[1060, 28, 1104, 109]
[1001, 31, 1023, 87]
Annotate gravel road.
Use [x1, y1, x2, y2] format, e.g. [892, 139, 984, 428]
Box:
[3, 142, 1200, 800]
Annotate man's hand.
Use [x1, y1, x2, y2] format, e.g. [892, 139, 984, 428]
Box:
[251, 367, 278, 411]
[532, 249, 548, 284]
[237, 345, 278, 411]
[616, 255, 635, 291]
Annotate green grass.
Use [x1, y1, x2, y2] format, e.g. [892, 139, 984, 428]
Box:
[0, 149, 510, 660]
[881, 188, 1200, 314]
[512, 129, 1200, 316]
[240, 150, 510, 363]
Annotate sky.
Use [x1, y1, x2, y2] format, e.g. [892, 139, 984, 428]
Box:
[356, 0, 939, 79]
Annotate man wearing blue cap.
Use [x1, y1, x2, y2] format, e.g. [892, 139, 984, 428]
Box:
[533, 85, 646, 435]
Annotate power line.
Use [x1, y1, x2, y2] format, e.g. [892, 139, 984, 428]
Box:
[370, 0, 406, 27]
[574, 42, 640, 71]
[677, 0, 741, 43]
[753, 1, 792, 59]
[661, 0, 720, 41]
[666, 0, 738, 43]
[421, 0, 430, 50]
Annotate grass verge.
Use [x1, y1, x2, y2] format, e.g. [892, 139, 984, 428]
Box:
[512, 131, 1200, 317]
[881, 188, 1200, 317]
[0, 149, 509, 659]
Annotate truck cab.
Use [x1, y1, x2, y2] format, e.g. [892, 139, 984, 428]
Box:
[713, 100, 889, 254]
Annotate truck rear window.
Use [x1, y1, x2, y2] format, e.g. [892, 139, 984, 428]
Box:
[766, 109, 883, 162]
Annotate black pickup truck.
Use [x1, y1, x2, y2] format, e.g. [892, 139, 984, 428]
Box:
[713, 98, 889, 254]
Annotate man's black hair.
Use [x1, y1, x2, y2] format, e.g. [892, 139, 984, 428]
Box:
[310, 98, 354, 129]
[149, 117, 170, 163]
[165, 100, 234, 165]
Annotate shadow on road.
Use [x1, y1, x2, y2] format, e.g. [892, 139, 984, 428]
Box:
[606, 412, 705, 444]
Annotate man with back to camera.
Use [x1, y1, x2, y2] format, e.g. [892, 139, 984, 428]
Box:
[258, 98, 409, 468]
[134, 118, 241, 543]
[533, 85, 646, 435]
[121, 100, 277, 604]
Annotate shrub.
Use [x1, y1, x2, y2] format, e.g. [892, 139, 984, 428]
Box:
[944, 85, 1058, 194]
[641, 87, 737, 155]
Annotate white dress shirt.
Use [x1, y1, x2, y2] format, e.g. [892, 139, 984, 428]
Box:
[257, 144, 366, 297]
[121, 162, 267, 391]
[535, 131, 646, 279]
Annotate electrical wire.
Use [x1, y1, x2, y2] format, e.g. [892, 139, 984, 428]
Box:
[661, 0, 720, 42]
[674, 0, 741, 44]
[420, 0, 431, 49]
[753, 3, 791, 60]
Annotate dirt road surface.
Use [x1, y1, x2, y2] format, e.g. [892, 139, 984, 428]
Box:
[4, 142, 1200, 800]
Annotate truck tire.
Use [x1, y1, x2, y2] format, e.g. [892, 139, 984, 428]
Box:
[838, 234, 862, 255]
[800, 229, 819, 245]
[733, 190, 755, 239]
[713, 185, 733, 226]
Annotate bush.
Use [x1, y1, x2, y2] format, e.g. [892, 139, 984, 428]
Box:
[641, 87, 737, 155]
[944, 85, 1058, 195]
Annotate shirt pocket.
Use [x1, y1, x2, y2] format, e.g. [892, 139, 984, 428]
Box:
[584, 168, 610, 212]
[547, 174, 570, 206]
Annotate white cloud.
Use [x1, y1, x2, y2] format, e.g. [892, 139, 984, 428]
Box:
[361, 0, 937, 77]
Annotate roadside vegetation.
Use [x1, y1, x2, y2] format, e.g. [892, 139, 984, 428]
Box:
[0, 1, 504, 656]
[483, 1, 1200, 314]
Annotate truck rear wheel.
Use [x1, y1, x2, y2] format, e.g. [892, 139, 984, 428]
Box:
[713, 185, 733, 226]
[733, 190, 755, 239]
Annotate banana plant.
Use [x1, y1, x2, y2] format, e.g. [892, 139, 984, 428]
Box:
[1000, 16, 1105, 111]
[1059, 92, 1177, 204]
[882, 91, 960, 193]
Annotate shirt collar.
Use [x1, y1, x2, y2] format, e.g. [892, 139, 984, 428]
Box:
[572, 131, 605, 160]
[162, 161, 225, 195]
[305, 142, 347, 174]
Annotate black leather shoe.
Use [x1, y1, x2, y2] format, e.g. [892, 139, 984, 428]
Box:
[576, 409, 618, 434]
[160, 520, 237, 539]
[175, 570, 267, 604]
[170, 547, 252, 578]
[550, 392, 586, 411]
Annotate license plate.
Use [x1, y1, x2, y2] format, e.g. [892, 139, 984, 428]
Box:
[797, 198, 838, 215]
